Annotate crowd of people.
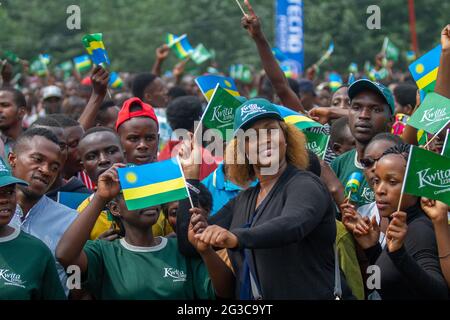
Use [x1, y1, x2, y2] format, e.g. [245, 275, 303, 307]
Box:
[0, 1, 449, 300]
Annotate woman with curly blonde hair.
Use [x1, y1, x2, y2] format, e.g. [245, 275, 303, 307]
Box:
[178, 98, 338, 299]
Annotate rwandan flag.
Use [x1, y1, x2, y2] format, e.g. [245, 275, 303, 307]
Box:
[275, 105, 322, 130]
[73, 55, 92, 73]
[166, 33, 194, 60]
[328, 73, 343, 92]
[408, 45, 441, 94]
[117, 158, 189, 210]
[39, 54, 51, 65]
[109, 72, 123, 89]
[195, 74, 240, 101]
[82, 33, 110, 65]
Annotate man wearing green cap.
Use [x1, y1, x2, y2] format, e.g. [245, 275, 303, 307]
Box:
[331, 79, 394, 208]
[0, 158, 65, 299]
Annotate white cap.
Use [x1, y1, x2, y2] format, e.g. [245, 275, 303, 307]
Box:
[42, 85, 62, 100]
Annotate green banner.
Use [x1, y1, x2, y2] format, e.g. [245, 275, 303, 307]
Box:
[407, 92, 450, 134]
[201, 85, 242, 141]
[403, 146, 450, 206]
[304, 131, 330, 160]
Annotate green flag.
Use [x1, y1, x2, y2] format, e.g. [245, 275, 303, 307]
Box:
[3, 51, 20, 63]
[407, 92, 450, 134]
[442, 129, 450, 157]
[201, 84, 242, 141]
[382, 37, 399, 62]
[30, 59, 48, 77]
[304, 131, 330, 160]
[190, 44, 212, 65]
[403, 146, 450, 206]
[230, 64, 252, 84]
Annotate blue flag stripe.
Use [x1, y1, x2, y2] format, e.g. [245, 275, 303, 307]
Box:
[408, 45, 441, 80]
[117, 159, 183, 190]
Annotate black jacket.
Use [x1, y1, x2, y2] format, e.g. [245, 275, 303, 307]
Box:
[364, 203, 448, 299]
[177, 164, 338, 299]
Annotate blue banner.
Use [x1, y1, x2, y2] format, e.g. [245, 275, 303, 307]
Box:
[275, 0, 304, 76]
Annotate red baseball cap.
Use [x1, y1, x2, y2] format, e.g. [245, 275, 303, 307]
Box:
[115, 97, 159, 131]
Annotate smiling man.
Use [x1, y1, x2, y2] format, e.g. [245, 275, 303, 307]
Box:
[7, 127, 78, 296]
[331, 79, 394, 207]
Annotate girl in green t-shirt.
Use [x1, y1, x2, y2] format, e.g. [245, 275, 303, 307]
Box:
[56, 163, 235, 300]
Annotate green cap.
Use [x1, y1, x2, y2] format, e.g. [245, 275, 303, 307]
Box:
[233, 98, 283, 136]
[348, 79, 395, 115]
[0, 158, 28, 188]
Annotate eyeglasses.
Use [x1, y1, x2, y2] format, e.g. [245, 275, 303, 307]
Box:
[360, 156, 381, 169]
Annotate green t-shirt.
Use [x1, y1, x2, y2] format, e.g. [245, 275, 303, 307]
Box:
[331, 149, 375, 208]
[83, 237, 215, 300]
[0, 228, 66, 300]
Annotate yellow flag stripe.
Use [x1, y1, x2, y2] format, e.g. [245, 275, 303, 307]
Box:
[416, 67, 439, 89]
[284, 115, 315, 124]
[123, 177, 186, 200]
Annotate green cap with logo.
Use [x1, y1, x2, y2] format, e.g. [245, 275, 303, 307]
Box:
[348, 79, 395, 115]
[233, 98, 283, 136]
[0, 158, 28, 188]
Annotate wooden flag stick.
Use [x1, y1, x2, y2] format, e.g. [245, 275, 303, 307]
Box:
[423, 120, 450, 149]
[345, 191, 352, 204]
[107, 88, 112, 99]
[396, 192, 404, 213]
[235, 0, 247, 16]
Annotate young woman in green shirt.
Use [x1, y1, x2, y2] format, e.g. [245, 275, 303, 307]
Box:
[56, 163, 234, 300]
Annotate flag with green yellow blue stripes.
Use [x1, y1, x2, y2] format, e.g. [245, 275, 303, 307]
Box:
[117, 158, 189, 210]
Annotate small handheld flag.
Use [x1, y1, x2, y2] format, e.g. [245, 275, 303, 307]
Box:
[199, 84, 243, 141]
[117, 158, 190, 210]
[3, 51, 20, 64]
[230, 64, 252, 84]
[348, 73, 356, 85]
[166, 33, 194, 60]
[191, 44, 212, 65]
[328, 73, 343, 92]
[316, 41, 334, 67]
[73, 55, 92, 73]
[407, 92, 450, 134]
[345, 172, 363, 203]
[408, 45, 441, 94]
[30, 58, 48, 77]
[275, 105, 322, 131]
[382, 37, 399, 62]
[82, 33, 110, 66]
[401, 146, 450, 206]
[39, 54, 51, 65]
[195, 74, 240, 101]
[348, 63, 358, 73]
[109, 72, 124, 89]
[304, 131, 330, 160]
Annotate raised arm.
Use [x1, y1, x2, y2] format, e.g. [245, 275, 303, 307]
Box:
[151, 44, 170, 77]
[78, 66, 109, 131]
[242, 0, 304, 113]
[435, 25, 450, 99]
[55, 163, 125, 272]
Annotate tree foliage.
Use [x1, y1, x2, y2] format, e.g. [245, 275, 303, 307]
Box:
[0, 0, 448, 75]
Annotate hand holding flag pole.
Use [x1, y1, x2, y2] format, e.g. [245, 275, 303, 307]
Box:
[423, 119, 450, 150]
